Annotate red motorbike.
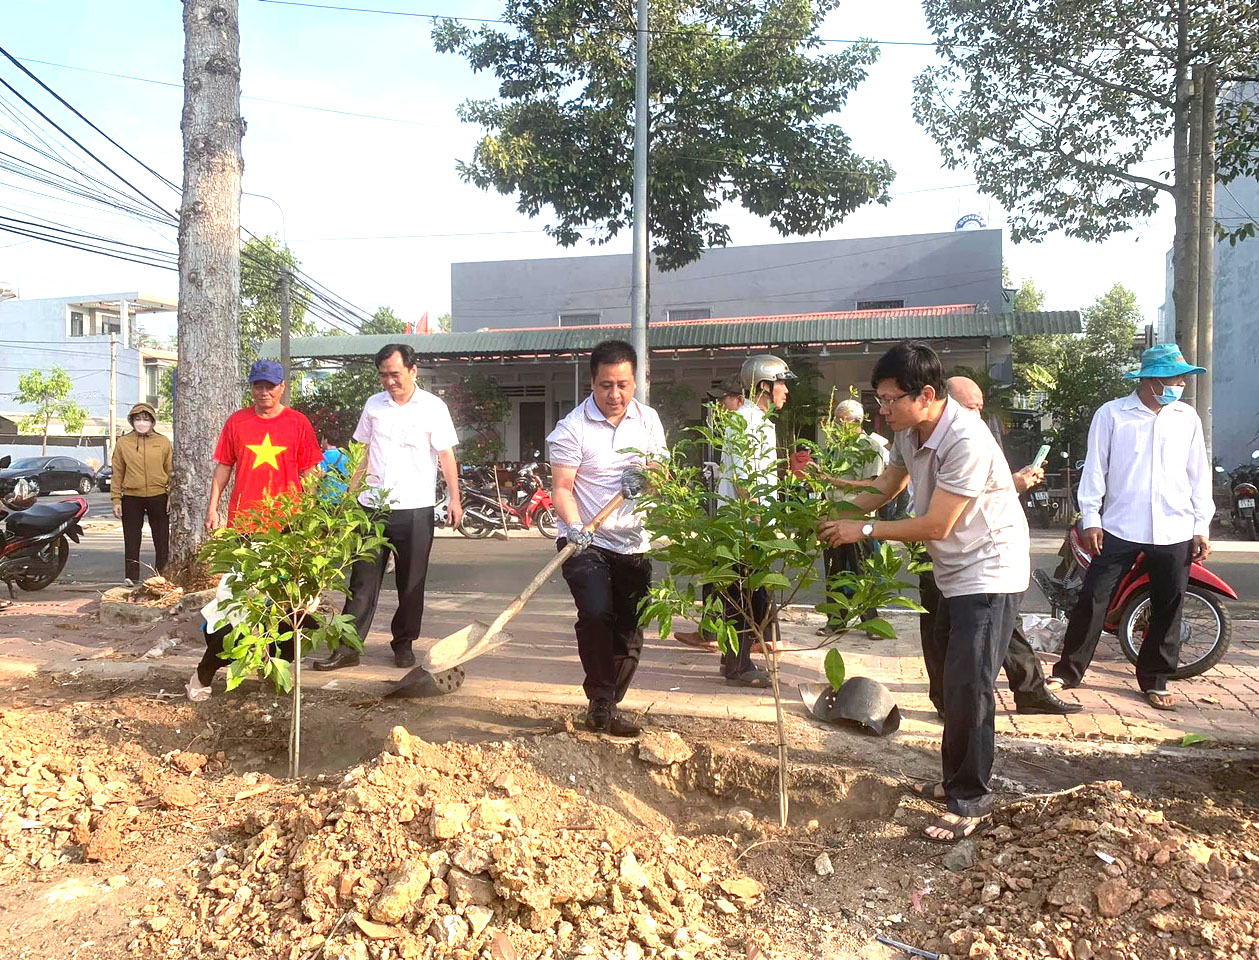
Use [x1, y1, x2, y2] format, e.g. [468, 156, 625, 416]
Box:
[0, 482, 87, 594]
[459, 460, 558, 539]
[1033, 523, 1236, 679]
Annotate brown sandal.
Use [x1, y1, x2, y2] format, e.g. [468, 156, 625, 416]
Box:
[1144, 690, 1177, 711]
[907, 781, 947, 805]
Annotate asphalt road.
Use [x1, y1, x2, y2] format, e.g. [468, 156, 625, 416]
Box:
[50, 492, 1259, 618]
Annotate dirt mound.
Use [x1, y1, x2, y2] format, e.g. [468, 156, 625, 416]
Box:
[904, 781, 1259, 960]
[136, 725, 782, 960]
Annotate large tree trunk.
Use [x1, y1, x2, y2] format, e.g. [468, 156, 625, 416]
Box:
[169, 0, 244, 579]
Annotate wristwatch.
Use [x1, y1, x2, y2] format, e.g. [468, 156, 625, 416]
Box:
[861, 522, 875, 538]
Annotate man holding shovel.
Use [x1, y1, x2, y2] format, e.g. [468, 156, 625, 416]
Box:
[547, 340, 666, 736]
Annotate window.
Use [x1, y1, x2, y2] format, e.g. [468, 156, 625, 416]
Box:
[68, 307, 121, 336]
[667, 307, 711, 322]
[69, 311, 84, 337]
[558, 312, 600, 327]
[855, 299, 905, 311]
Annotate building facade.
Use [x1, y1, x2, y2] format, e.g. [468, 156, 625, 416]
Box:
[451, 229, 1007, 332]
[0, 292, 177, 466]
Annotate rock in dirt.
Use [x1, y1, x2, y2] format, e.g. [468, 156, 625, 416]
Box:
[942, 839, 975, 872]
[1094, 878, 1142, 918]
[431, 914, 470, 946]
[431, 801, 469, 839]
[169, 751, 208, 775]
[448, 866, 496, 907]
[84, 813, 122, 862]
[352, 913, 404, 940]
[619, 850, 650, 890]
[369, 860, 431, 924]
[814, 852, 834, 877]
[466, 904, 494, 936]
[156, 780, 199, 809]
[637, 731, 693, 767]
[718, 875, 764, 903]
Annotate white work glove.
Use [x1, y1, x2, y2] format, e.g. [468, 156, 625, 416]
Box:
[562, 523, 594, 553]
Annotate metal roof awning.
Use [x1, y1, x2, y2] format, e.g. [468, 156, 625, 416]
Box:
[262, 309, 1082, 362]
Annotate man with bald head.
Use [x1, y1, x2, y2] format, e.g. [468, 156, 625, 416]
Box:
[910, 375, 1080, 716]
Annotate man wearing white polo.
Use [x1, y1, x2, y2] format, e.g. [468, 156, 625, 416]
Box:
[313, 343, 463, 671]
[548, 340, 666, 736]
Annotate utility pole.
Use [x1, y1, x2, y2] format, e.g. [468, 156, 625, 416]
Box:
[629, 0, 650, 402]
[1180, 72, 1202, 409]
[170, 0, 244, 577]
[279, 265, 292, 401]
[108, 332, 118, 463]
[1197, 63, 1216, 463]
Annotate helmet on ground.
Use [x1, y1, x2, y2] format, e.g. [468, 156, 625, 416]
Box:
[799, 676, 901, 737]
[4, 477, 38, 512]
[740, 354, 797, 394]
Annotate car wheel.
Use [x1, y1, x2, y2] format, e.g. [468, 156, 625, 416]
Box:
[78, 477, 92, 495]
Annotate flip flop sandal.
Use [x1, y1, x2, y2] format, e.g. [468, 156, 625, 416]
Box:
[1144, 690, 1177, 711]
[906, 781, 947, 805]
[0, 599, 13, 611]
[923, 814, 989, 844]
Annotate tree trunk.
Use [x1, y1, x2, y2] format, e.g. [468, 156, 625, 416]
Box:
[1170, 0, 1197, 360]
[169, 0, 244, 579]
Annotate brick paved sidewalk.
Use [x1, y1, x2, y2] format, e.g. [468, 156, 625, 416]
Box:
[1, 581, 1256, 747]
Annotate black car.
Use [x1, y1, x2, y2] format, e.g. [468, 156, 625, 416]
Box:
[96, 465, 112, 493]
[0, 456, 96, 497]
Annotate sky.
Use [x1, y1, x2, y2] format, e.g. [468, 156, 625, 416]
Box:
[0, 0, 1177, 339]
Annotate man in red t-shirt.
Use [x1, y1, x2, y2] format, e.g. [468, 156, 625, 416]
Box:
[204, 359, 322, 530]
[188, 360, 322, 701]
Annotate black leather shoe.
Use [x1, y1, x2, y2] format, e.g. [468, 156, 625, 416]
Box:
[586, 701, 642, 737]
[393, 647, 416, 668]
[312, 649, 360, 671]
[1016, 689, 1083, 715]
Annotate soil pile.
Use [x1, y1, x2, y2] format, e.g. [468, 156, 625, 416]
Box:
[907, 780, 1259, 960]
[137, 726, 776, 960]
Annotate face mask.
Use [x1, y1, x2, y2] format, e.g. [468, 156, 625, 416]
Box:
[1155, 382, 1184, 407]
[134, 419, 153, 434]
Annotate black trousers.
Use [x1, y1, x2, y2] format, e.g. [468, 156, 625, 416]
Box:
[822, 541, 879, 626]
[1053, 532, 1192, 692]
[197, 622, 296, 687]
[939, 592, 1020, 817]
[719, 581, 772, 677]
[919, 571, 1044, 709]
[121, 493, 169, 582]
[559, 542, 652, 704]
[342, 507, 435, 651]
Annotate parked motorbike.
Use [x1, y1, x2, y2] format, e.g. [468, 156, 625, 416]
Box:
[1033, 521, 1236, 679]
[459, 460, 557, 539]
[0, 479, 86, 594]
[1022, 484, 1054, 528]
[1230, 453, 1259, 540]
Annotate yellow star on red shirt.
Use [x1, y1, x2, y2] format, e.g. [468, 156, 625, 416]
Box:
[245, 433, 287, 471]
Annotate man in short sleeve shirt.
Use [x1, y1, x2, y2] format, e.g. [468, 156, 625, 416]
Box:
[547, 340, 666, 736]
[820, 341, 1030, 843]
[313, 343, 463, 671]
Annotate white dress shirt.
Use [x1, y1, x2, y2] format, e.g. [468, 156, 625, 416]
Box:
[546, 396, 666, 554]
[718, 400, 777, 504]
[353, 388, 458, 510]
[1077, 392, 1213, 545]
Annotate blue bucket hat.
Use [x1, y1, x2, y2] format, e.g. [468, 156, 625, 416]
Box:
[248, 359, 285, 384]
[1123, 342, 1206, 381]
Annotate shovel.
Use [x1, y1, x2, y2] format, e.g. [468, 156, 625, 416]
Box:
[421, 492, 627, 672]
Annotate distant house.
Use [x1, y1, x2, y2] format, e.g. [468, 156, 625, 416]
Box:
[0, 292, 177, 465]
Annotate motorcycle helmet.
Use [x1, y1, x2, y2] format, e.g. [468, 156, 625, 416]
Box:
[798, 677, 901, 737]
[739, 354, 797, 395]
[4, 477, 38, 512]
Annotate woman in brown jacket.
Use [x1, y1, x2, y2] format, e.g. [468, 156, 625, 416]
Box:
[111, 402, 172, 584]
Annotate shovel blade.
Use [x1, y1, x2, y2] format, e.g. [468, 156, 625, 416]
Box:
[422, 622, 515, 672]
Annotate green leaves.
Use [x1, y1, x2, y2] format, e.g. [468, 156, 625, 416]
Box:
[824, 648, 846, 692]
[15, 366, 88, 447]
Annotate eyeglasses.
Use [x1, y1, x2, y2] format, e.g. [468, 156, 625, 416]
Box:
[875, 392, 910, 409]
[378, 370, 409, 382]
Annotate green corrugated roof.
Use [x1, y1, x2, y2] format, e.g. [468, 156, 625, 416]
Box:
[262, 311, 1080, 361]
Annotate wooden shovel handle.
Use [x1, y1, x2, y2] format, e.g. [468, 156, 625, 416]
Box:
[480, 492, 627, 638]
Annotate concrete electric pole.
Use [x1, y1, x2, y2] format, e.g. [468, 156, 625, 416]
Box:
[629, 0, 650, 403]
[279, 265, 292, 401]
[1196, 63, 1216, 464]
[108, 331, 118, 462]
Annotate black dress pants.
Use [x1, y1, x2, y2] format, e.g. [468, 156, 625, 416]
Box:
[559, 542, 653, 704]
[919, 571, 1045, 710]
[719, 580, 773, 677]
[342, 507, 435, 652]
[197, 622, 296, 686]
[1053, 532, 1192, 692]
[822, 541, 878, 626]
[121, 493, 169, 582]
[940, 591, 1020, 817]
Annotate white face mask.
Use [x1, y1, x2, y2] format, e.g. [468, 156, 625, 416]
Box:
[133, 419, 153, 434]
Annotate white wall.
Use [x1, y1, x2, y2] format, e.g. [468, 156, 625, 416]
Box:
[1212, 175, 1259, 468]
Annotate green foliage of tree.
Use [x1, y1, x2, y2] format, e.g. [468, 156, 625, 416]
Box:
[1043, 284, 1142, 454]
[636, 407, 923, 825]
[433, 0, 894, 271]
[361, 306, 407, 335]
[446, 375, 510, 465]
[292, 365, 380, 448]
[436, 312, 452, 333]
[198, 444, 388, 775]
[16, 367, 88, 454]
[240, 235, 313, 365]
[913, 0, 1259, 244]
[775, 359, 826, 445]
